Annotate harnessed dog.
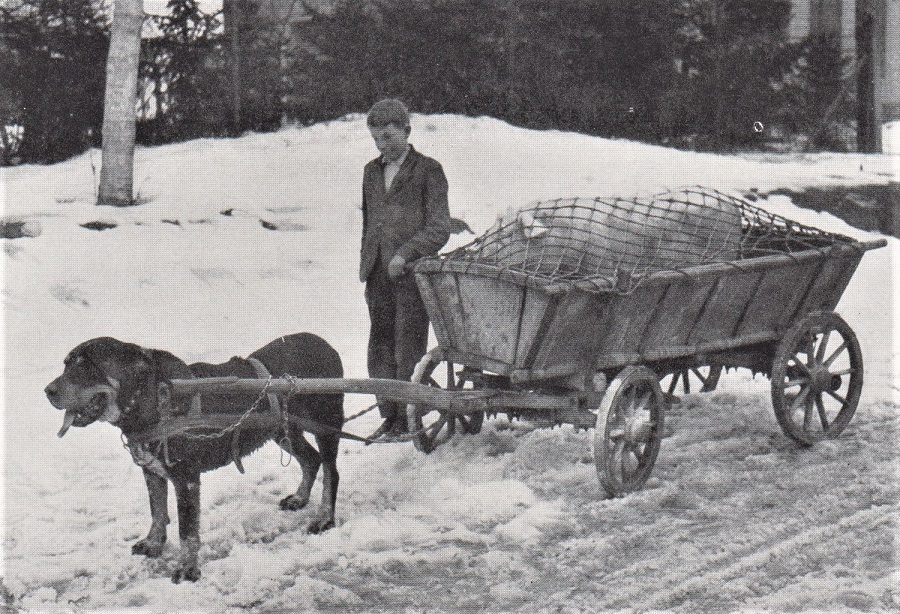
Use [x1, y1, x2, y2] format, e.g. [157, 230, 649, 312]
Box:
[45, 333, 345, 583]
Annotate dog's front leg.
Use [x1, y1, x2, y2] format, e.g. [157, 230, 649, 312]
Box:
[309, 457, 338, 533]
[132, 468, 169, 557]
[171, 472, 202, 583]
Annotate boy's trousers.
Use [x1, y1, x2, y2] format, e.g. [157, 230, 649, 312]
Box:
[365, 260, 430, 421]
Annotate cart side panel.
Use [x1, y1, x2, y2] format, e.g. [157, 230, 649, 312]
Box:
[590, 283, 668, 368]
[416, 274, 452, 348]
[514, 287, 554, 367]
[687, 271, 765, 344]
[429, 273, 466, 351]
[638, 277, 720, 350]
[457, 275, 525, 364]
[793, 252, 864, 318]
[736, 260, 820, 337]
[533, 290, 610, 377]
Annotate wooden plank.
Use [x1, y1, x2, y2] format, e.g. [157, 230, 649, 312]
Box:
[641, 241, 881, 286]
[415, 274, 451, 348]
[415, 259, 552, 291]
[688, 271, 764, 345]
[514, 287, 552, 368]
[593, 329, 781, 370]
[737, 260, 818, 337]
[639, 277, 718, 351]
[444, 349, 516, 376]
[812, 253, 863, 313]
[533, 290, 609, 375]
[456, 275, 524, 363]
[728, 271, 767, 338]
[170, 377, 457, 406]
[596, 283, 668, 360]
[431, 272, 465, 352]
[792, 256, 850, 320]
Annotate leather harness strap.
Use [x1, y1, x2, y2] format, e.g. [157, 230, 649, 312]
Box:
[230, 358, 282, 473]
[125, 363, 373, 457]
[246, 358, 281, 416]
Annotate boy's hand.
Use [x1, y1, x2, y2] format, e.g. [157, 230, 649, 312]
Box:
[387, 254, 407, 280]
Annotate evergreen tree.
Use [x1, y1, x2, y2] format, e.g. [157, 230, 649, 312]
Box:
[777, 33, 852, 150]
[669, 0, 794, 149]
[1, 0, 108, 164]
[153, 0, 225, 140]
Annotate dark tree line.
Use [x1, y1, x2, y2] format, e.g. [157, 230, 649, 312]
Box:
[290, 0, 852, 150]
[0, 0, 856, 165]
[1, 0, 107, 164]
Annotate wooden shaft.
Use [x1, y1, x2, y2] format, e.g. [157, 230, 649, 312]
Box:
[167, 377, 577, 414]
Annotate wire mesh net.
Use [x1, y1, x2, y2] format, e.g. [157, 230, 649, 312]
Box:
[427, 187, 856, 294]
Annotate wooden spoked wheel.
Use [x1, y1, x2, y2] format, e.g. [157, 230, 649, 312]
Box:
[771, 311, 863, 446]
[659, 364, 723, 397]
[407, 351, 485, 453]
[595, 366, 666, 497]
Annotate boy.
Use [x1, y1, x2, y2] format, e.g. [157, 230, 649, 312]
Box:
[360, 99, 451, 438]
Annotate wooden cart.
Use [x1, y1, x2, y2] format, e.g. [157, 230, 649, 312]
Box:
[408, 192, 886, 495]
[166, 191, 886, 497]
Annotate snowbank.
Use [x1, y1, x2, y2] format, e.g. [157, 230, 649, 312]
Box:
[2, 114, 897, 612]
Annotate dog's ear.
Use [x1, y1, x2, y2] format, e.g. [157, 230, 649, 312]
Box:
[114, 350, 156, 409]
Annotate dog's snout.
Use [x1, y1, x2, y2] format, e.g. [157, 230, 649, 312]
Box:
[45, 381, 59, 399]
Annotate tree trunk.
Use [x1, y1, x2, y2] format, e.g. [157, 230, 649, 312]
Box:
[225, 0, 243, 135]
[855, 0, 876, 152]
[98, 0, 143, 206]
[503, 0, 522, 117]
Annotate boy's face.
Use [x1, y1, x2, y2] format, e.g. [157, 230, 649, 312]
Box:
[369, 123, 410, 162]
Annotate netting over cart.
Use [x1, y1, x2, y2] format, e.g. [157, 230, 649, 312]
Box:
[427, 187, 856, 294]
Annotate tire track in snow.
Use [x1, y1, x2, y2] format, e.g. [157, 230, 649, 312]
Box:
[607, 502, 897, 611]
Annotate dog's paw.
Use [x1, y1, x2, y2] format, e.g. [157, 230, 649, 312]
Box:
[306, 516, 336, 534]
[171, 565, 201, 583]
[278, 494, 309, 511]
[132, 538, 165, 558]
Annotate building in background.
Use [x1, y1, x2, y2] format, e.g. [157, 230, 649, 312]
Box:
[790, 0, 899, 151]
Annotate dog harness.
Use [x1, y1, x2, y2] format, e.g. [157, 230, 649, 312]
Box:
[123, 358, 282, 474]
[123, 360, 372, 477]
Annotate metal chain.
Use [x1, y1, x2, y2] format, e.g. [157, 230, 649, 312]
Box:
[179, 377, 275, 440]
[345, 402, 381, 423]
[281, 374, 383, 425]
[138, 375, 475, 447]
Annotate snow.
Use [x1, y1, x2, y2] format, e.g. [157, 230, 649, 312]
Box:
[2, 114, 898, 612]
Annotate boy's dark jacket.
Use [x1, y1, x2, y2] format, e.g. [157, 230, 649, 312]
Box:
[360, 145, 451, 282]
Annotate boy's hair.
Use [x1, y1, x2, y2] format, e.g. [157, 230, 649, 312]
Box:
[367, 99, 410, 128]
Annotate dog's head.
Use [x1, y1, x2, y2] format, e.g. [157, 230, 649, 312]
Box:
[46, 337, 156, 437]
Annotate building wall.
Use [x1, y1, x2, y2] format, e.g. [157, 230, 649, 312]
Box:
[791, 0, 898, 149]
[223, 0, 334, 36]
[789, 0, 856, 56]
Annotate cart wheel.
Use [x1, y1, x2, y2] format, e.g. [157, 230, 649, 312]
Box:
[771, 311, 863, 446]
[407, 351, 485, 453]
[594, 366, 666, 497]
[659, 364, 723, 398]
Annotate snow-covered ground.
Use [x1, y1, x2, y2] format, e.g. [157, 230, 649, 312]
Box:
[1, 114, 898, 613]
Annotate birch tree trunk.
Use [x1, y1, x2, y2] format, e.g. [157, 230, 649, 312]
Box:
[98, 0, 143, 206]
